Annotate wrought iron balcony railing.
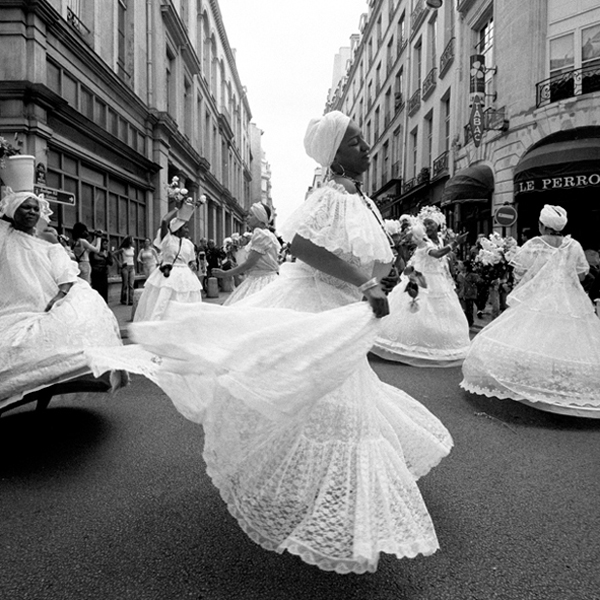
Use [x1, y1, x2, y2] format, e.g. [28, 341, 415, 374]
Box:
[432, 151, 449, 179]
[407, 88, 421, 117]
[439, 37, 455, 78]
[536, 64, 600, 107]
[422, 67, 437, 100]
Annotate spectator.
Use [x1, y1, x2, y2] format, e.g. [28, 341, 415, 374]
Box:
[205, 238, 225, 279]
[90, 237, 114, 303]
[72, 221, 101, 284]
[114, 236, 136, 305]
[137, 238, 160, 278]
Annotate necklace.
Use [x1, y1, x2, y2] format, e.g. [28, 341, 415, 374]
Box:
[331, 175, 396, 253]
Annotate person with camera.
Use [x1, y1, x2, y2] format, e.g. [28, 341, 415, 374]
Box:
[72, 221, 102, 284]
[133, 207, 203, 322]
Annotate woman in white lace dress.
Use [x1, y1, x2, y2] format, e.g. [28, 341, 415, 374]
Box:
[461, 205, 600, 417]
[212, 203, 281, 305]
[0, 191, 125, 408]
[372, 207, 471, 367]
[91, 112, 453, 574]
[134, 212, 203, 322]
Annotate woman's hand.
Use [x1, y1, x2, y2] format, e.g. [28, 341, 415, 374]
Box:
[211, 268, 226, 278]
[45, 292, 65, 312]
[362, 285, 389, 318]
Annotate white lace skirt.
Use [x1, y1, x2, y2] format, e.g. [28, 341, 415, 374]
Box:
[223, 271, 278, 306]
[461, 295, 600, 411]
[372, 273, 471, 367]
[87, 262, 453, 573]
[134, 264, 203, 322]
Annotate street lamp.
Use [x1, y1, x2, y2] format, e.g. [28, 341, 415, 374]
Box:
[426, 0, 443, 8]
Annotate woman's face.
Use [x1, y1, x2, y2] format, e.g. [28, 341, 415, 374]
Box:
[333, 121, 370, 177]
[423, 218, 439, 237]
[246, 213, 262, 229]
[144, 239, 151, 248]
[13, 197, 40, 232]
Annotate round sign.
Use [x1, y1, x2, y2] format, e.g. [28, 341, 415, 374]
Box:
[494, 204, 518, 227]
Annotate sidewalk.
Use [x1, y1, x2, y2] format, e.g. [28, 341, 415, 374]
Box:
[109, 290, 232, 339]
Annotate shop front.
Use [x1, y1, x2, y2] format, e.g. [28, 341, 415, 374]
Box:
[441, 163, 494, 246]
[513, 127, 600, 249]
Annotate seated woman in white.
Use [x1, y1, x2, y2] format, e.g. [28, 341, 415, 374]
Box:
[0, 190, 125, 408]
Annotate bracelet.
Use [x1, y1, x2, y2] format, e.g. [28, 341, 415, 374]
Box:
[358, 277, 379, 293]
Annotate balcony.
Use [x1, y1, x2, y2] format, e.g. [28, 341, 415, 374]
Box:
[439, 37, 455, 78]
[407, 88, 421, 117]
[395, 92, 405, 112]
[411, 0, 427, 37]
[403, 178, 416, 194]
[536, 64, 600, 107]
[432, 151, 449, 179]
[422, 67, 437, 100]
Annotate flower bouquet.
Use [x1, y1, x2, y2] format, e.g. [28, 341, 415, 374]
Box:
[474, 232, 519, 283]
[0, 136, 21, 168]
[167, 176, 207, 221]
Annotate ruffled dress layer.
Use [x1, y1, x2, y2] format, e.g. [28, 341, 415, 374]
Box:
[0, 221, 124, 408]
[87, 182, 453, 573]
[372, 242, 471, 367]
[134, 234, 203, 322]
[460, 236, 600, 416]
[224, 228, 281, 306]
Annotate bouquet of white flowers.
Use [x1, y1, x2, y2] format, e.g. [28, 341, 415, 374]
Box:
[475, 232, 519, 281]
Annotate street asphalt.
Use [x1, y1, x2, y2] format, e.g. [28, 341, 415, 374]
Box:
[1, 354, 599, 600]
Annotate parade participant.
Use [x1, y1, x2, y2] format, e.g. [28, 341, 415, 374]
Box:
[133, 208, 203, 322]
[461, 205, 600, 417]
[72, 221, 101, 284]
[91, 111, 452, 574]
[212, 202, 281, 305]
[371, 206, 471, 367]
[137, 238, 160, 278]
[0, 190, 125, 407]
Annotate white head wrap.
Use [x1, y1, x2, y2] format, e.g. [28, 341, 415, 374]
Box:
[303, 111, 351, 167]
[169, 217, 187, 233]
[418, 205, 446, 229]
[539, 204, 567, 231]
[0, 189, 52, 226]
[250, 202, 269, 225]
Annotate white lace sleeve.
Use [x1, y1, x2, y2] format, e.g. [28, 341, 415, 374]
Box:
[48, 244, 80, 285]
[510, 238, 545, 281]
[278, 182, 393, 266]
[569, 238, 590, 275]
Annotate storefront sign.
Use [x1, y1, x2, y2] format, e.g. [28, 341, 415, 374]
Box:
[469, 96, 485, 148]
[516, 172, 600, 194]
[34, 184, 76, 206]
[469, 54, 486, 106]
[494, 204, 518, 227]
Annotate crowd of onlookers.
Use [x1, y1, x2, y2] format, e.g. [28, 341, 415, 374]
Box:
[47, 221, 292, 305]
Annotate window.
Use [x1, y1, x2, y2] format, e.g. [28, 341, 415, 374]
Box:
[428, 14, 438, 71]
[117, 0, 127, 80]
[476, 17, 495, 103]
[442, 93, 451, 152]
[581, 24, 600, 94]
[184, 77, 192, 138]
[387, 37, 394, 73]
[425, 112, 433, 168]
[414, 40, 423, 89]
[411, 127, 418, 178]
[398, 13, 406, 50]
[166, 49, 176, 116]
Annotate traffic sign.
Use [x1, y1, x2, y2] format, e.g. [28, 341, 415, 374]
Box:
[34, 184, 76, 206]
[494, 204, 517, 227]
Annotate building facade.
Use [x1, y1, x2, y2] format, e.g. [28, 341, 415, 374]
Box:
[0, 0, 267, 256]
[326, 0, 600, 249]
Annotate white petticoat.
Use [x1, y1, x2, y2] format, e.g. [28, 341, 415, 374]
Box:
[134, 264, 203, 322]
[87, 262, 453, 573]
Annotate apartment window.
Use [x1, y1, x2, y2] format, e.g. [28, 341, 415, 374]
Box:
[63, 72, 78, 107]
[374, 107, 380, 141]
[166, 49, 176, 116]
[475, 17, 494, 102]
[387, 37, 394, 73]
[377, 15, 382, 44]
[429, 14, 438, 71]
[398, 13, 406, 50]
[425, 112, 433, 168]
[81, 86, 94, 120]
[371, 152, 378, 192]
[382, 142, 389, 187]
[411, 127, 418, 178]
[443, 0, 455, 43]
[376, 63, 382, 93]
[442, 93, 451, 151]
[117, 0, 127, 79]
[395, 68, 404, 105]
[184, 77, 192, 138]
[414, 40, 423, 89]
[368, 39, 373, 64]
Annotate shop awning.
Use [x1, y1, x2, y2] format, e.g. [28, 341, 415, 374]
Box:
[514, 137, 600, 195]
[440, 164, 494, 206]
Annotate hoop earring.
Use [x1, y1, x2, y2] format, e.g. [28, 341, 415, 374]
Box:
[330, 162, 346, 178]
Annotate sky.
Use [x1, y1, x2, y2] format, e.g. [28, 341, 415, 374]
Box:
[218, 0, 368, 225]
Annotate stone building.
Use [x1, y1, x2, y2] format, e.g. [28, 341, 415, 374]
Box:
[325, 0, 600, 248]
[0, 0, 264, 254]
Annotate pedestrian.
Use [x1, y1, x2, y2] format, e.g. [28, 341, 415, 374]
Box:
[205, 238, 224, 279]
[104, 110, 452, 573]
[72, 221, 101, 283]
[459, 260, 481, 327]
[90, 236, 114, 303]
[371, 205, 471, 367]
[114, 235, 136, 305]
[137, 238, 160, 278]
[461, 204, 600, 416]
[212, 202, 280, 305]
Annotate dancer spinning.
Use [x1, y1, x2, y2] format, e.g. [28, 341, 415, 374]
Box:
[90, 111, 453, 574]
[0, 189, 125, 407]
[372, 206, 470, 367]
[461, 205, 600, 417]
[134, 207, 203, 322]
[212, 202, 280, 305]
